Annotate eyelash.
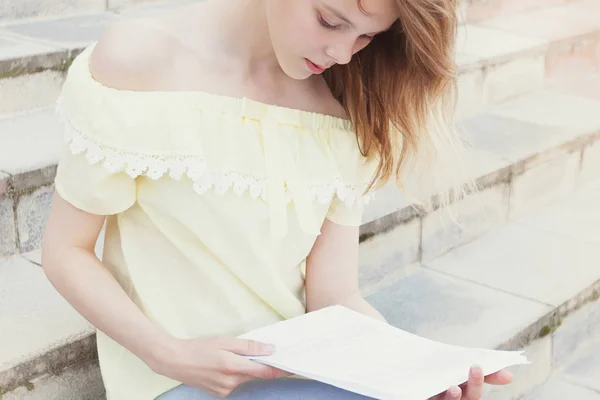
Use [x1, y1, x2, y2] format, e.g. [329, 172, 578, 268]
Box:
[318, 14, 339, 31]
[317, 13, 375, 40]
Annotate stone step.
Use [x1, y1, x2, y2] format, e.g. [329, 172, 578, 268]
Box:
[366, 179, 600, 400]
[2, 358, 105, 400]
[359, 72, 600, 284]
[0, 0, 105, 22]
[0, 0, 193, 115]
[0, 0, 599, 116]
[2, 178, 599, 399]
[0, 237, 104, 399]
[456, 0, 600, 119]
[521, 297, 600, 399]
[0, 108, 63, 256]
[465, 0, 584, 23]
[0, 257, 99, 399]
[0, 0, 175, 23]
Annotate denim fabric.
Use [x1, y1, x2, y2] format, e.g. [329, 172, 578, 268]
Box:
[156, 378, 375, 399]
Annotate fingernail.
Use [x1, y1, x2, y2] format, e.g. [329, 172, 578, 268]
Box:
[471, 365, 483, 379]
[263, 344, 276, 352]
[450, 386, 461, 397]
[503, 370, 514, 380]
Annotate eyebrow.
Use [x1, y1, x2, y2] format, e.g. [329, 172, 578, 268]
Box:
[323, 5, 356, 28]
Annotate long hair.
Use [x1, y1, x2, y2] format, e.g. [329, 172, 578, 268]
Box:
[323, 0, 476, 214]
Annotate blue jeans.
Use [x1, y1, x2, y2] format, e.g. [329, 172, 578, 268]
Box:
[156, 378, 375, 399]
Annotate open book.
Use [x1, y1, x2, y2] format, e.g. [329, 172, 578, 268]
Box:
[238, 305, 530, 399]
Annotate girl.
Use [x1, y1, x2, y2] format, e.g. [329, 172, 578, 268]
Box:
[42, 0, 513, 399]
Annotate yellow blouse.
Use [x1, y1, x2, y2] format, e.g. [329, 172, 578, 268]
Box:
[54, 43, 378, 400]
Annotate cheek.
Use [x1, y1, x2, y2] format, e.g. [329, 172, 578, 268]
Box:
[293, 29, 324, 52]
[353, 39, 372, 55]
[279, 13, 323, 55]
[268, 0, 329, 59]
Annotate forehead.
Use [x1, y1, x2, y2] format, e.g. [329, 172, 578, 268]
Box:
[327, 0, 399, 29]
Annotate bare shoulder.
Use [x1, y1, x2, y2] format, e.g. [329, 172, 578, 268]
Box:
[89, 17, 176, 91]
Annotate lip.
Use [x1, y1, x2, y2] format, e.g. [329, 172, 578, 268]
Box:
[305, 59, 326, 74]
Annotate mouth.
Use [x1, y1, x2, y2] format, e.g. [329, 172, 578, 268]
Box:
[305, 59, 326, 74]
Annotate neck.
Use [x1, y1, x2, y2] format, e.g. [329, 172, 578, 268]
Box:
[213, 0, 282, 75]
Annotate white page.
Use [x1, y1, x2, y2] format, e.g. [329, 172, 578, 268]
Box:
[239, 305, 530, 400]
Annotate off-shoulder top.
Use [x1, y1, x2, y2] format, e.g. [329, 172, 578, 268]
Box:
[54, 42, 378, 400]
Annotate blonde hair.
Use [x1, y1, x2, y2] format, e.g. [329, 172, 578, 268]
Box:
[323, 0, 477, 216]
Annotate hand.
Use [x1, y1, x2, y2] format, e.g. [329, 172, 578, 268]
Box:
[428, 366, 514, 400]
[149, 336, 292, 398]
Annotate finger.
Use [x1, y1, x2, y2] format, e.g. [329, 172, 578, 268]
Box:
[222, 352, 291, 380]
[443, 386, 462, 400]
[463, 365, 484, 400]
[484, 369, 514, 385]
[244, 361, 293, 380]
[216, 337, 276, 356]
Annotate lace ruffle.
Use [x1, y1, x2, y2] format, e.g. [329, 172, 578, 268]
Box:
[57, 105, 374, 208]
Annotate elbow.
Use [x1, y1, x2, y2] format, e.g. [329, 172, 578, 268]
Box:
[40, 231, 67, 275]
[40, 237, 58, 274]
[40, 229, 52, 270]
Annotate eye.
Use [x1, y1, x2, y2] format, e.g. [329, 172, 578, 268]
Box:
[318, 13, 339, 31]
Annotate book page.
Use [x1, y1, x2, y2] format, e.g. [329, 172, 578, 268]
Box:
[239, 306, 529, 399]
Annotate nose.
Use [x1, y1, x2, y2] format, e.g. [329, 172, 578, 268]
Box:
[326, 41, 354, 65]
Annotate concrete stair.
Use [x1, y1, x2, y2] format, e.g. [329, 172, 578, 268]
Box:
[0, 0, 195, 115]
[368, 180, 600, 400]
[457, 0, 600, 119]
[522, 297, 600, 399]
[466, 0, 585, 23]
[0, 0, 177, 22]
[1, 0, 600, 399]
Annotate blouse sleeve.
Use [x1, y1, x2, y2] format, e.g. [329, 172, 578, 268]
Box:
[325, 195, 366, 226]
[54, 145, 137, 216]
[324, 152, 378, 226]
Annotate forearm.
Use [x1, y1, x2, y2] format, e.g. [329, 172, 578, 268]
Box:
[42, 246, 173, 370]
[309, 292, 387, 323]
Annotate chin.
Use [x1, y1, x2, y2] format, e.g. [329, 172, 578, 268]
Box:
[279, 59, 313, 81]
[283, 68, 313, 81]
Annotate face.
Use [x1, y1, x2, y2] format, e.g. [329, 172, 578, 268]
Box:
[265, 0, 399, 80]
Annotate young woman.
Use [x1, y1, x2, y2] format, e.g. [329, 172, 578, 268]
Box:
[42, 0, 514, 399]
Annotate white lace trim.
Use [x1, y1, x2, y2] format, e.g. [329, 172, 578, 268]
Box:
[57, 112, 374, 208]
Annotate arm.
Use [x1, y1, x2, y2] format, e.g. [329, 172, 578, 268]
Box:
[41, 22, 180, 371]
[305, 218, 386, 322]
[42, 192, 173, 370]
[306, 221, 514, 400]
